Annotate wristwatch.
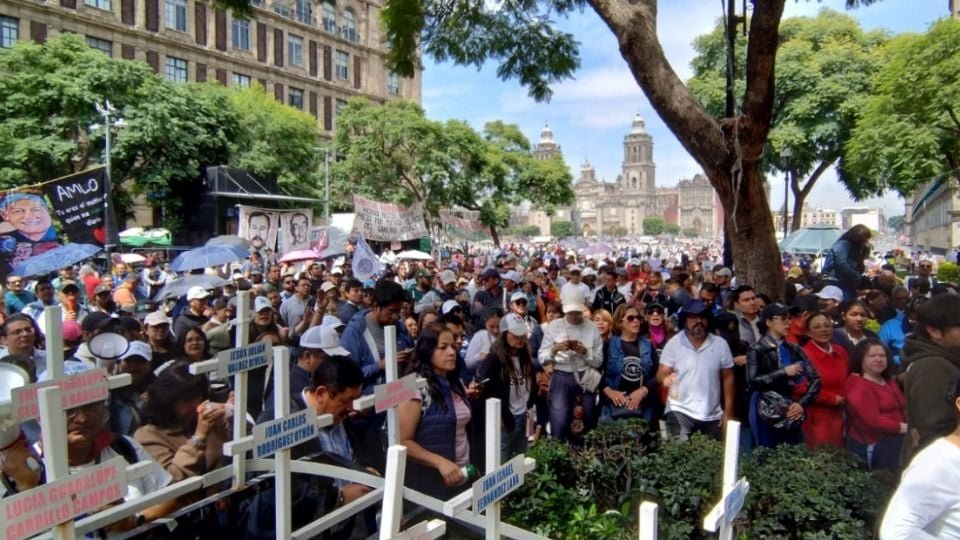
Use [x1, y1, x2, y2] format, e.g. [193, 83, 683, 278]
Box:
[189, 435, 207, 449]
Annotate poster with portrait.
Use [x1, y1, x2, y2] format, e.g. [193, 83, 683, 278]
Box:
[278, 209, 312, 254]
[309, 226, 328, 251]
[0, 167, 112, 278]
[237, 205, 279, 254]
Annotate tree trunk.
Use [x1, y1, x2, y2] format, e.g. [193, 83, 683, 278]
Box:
[489, 224, 501, 248]
[790, 159, 834, 232]
[588, 0, 786, 298]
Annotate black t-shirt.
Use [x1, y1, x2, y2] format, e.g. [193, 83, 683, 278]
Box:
[617, 338, 645, 394]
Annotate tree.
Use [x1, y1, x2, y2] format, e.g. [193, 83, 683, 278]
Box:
[370, 0, 882, 299]
[643, 216, 665, 236]
[333, 98, 574, 245]
[841, 19, 960, 198]
[887, 215, 905, 234]
[688, 9, 887, 232]
[663, 223, 682, 236]
[682, 228, 700, 238]
[605, 225, 628, 236]
[551, 220, 575, 238]
[512, 224, 542, 237]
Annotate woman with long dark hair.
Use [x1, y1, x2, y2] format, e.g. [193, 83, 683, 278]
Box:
[478, 314, 534, 461]
[823, 224, 871, 301]
[398, 327, 474, 499]
[602, 304, 657, 423]
[135, 362, 229, 492]
[832, 300, 879, 358]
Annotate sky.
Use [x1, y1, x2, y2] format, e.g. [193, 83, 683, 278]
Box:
[419, 0, 948, 218]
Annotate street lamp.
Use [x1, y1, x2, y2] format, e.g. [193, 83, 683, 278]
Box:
[315, 146, 330, 224]
[90, 101, 125, 252]
[781, 148, 793, 239]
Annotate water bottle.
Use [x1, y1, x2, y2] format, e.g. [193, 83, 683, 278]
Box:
[457, 464, 479, 486]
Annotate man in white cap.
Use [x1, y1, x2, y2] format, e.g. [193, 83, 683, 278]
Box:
[815, 284, 844, 321]
[713, 266, 734, 308]
[537, 287, 603, 441]
[414, 269, 459, 315]
[110, 341, 154, 436]
[174, 286, 211, 338]
[500, 270, 523, 312]
[258, 324, 349, 423]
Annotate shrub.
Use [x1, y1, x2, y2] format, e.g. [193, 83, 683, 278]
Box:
[577, 419, 658, 509]
[937, 261, 960, 284]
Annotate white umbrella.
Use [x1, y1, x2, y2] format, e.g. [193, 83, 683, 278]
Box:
[396, 250, 433, 261]
[119, 253, 146, 264]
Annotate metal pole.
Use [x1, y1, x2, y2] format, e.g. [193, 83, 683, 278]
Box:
[324, 148, 330, 223]
[783, 171, 789, 238]
[103, 107, 114, 254]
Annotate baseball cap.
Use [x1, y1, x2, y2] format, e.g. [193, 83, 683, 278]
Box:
[582, 268, 597, 277]
[118, 304, 137, 315]
[254, 296, 274, 312]
[501, 270, 522, 283]
[627, 258, 641, 266]
[81, 312, 116, 333]
[441, 299, 461, 315]
[58, 280, 80, 293]
[681, 299, 711, 316]
[187, 286, 211, 301]
[415, 268, 433, 278]
[120, 340, 152, 363]
[561, 288, 585, 313]
[714, 267, 733, 278]
[62, 320, 83, 342]
[510, 291, 527, 303]
[320, 281, 337, 293]
[567, 266, 582, 274]
[760, 303, 790, 321]
[321, 315, 346, 330]
[144, 311, 171, 327]
[480, 268, 501, 280]
[815, 285, 843, 303]
[439, 270, 457, 285]
[787, 266, 803, 280]
[300, 325, 349, 356]
[94, 284, 111, 295]
[331, 267, 344, 275]
[500, 313, 528, 337]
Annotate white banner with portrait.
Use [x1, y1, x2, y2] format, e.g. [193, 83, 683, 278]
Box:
[277, 209, 312, 254]
[237, 205, 279, 254]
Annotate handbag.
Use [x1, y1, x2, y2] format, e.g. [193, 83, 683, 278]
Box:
[574, 366, 602, 393]
[757, 391, 803, 431]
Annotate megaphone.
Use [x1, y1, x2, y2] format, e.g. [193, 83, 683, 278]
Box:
[87, 332, 130, 371]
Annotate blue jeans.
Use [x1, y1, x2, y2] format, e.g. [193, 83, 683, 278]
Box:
[548, 371, 596, 442]
[502, 413, 528, 462]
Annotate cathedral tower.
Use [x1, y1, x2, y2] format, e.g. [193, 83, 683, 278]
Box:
[621, 114, 656, 193]
[533, 124, 561, 160]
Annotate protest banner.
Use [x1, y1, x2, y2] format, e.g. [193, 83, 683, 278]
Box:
[0, 167, 115, 278]
[237, 205, 279, 254]
[309, 226, 329, 251]
[278, 209, 313, 253]
[352, 195, 428, 242]
[439, 208, 485, 240]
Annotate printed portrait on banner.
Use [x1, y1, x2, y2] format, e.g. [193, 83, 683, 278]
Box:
[237, 205, 279, 254]
[278, 210, 312, 254]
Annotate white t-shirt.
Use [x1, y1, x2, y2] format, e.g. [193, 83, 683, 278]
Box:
[507, 355, 530, 416]
[68, 436, 173, 501]
[880, 438, 960, 539]
[659, 332, 733, 422]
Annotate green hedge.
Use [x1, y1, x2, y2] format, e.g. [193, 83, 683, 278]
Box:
[502, 421, 895, 539]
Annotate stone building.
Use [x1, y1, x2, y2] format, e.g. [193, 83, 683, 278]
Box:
[0, 0, 421, 133]
[530, 115, 722, 238]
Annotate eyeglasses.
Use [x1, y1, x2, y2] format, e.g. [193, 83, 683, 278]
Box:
[67, 402, 106, 420]
[625, 315, 641, 322]
[513, 300, 528, 306]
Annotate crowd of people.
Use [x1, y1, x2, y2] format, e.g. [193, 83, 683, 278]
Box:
[1, 227, 959, 537]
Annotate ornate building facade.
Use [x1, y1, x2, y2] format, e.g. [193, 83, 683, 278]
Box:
[528, 115, 722, 238]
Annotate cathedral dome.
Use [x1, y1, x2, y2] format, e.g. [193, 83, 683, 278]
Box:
[630, 114, 646, 134]
[539, 123, 554, 143]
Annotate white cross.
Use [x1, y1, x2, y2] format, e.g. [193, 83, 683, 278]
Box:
[703, 420, 750, 540]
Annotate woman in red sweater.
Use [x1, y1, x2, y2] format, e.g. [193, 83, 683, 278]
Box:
[798, 312, 848, 448]
[845, 338, 906, 473]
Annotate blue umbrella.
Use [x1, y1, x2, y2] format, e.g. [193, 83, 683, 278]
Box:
[11, 243, 101, 277]
[170, 245, 247, 272]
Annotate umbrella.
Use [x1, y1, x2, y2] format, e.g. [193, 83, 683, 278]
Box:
[119, 253, 146, 264]
[396, 250, 433, 261]
[318, 247, 346, 259]
[170, 245, 247, 272]
[582, 242, 614, 256]
[279, 249, 322, 263]
[11, 243, 101, 277]
[152, 273, 229, 301]
[206, 235, 251, 250]
[779, 224, 842, 255]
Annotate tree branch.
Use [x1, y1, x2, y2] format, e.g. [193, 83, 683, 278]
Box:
[740, 0, 786, 149]
[796, 158, 835, 200]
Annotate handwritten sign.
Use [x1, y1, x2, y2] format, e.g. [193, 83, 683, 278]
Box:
[12, 368, 109, 421]
[472, 454, 526, 514]
[352, 195, 428, 242]
[374, 374, 419, 413]
[217, 342, 272, 377]
[1, 457, 127, 540]
[252, 409, 319, 459]
[40, 167, 111, 245]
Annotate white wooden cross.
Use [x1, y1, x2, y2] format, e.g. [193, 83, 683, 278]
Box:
[638, 501, 658, 540]
[703, 420, 750, 540]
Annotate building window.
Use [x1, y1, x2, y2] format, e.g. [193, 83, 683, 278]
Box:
[335, 98, 347, 116]
[341, 9, 357, 42]
[84, 0, 112, 10]
[288, 34, 304, 66]
[165, 56, 188, 82]
[85, 36, 113, 56]
[386, 72, 400, 96]
[273, 0, 293, 18]
[164, 0, 188, 32]
[232, 73, 251, 87]
[295, 0, 312, 25]
[335, 50, 349, 80]
[321, 1, 336, 33]
[0, 16, 18, 49]
[232, 18, 250, 50]
[288, 87, 304, 110]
